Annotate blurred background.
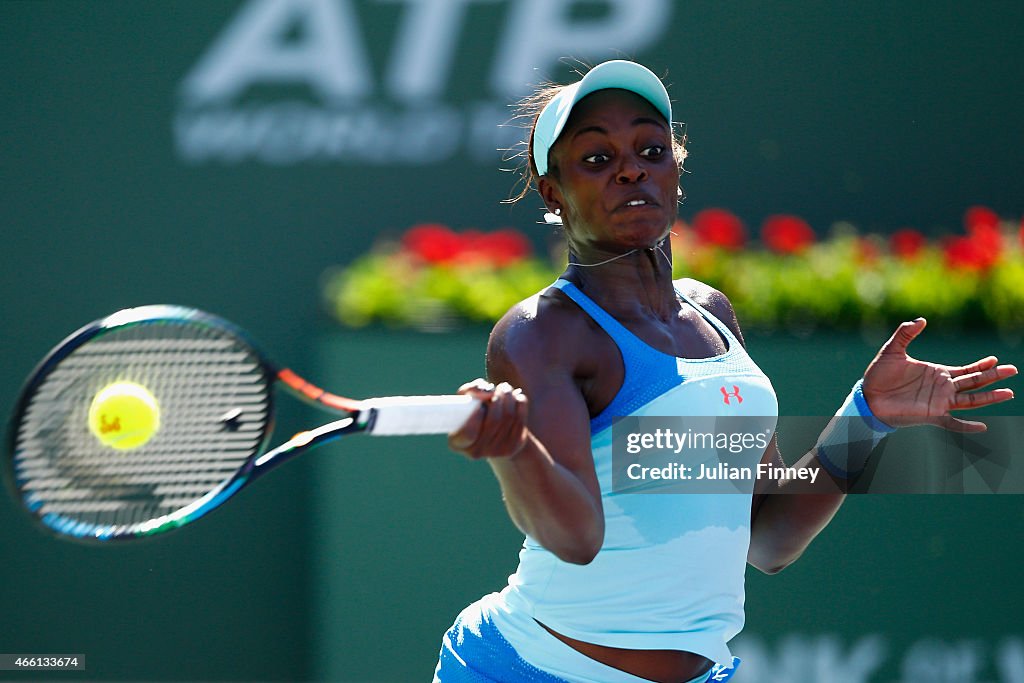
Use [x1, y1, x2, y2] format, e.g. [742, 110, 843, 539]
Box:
[1, 1, 1022, 681]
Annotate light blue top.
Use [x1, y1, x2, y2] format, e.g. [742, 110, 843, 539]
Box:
[496, 278, 779, 666]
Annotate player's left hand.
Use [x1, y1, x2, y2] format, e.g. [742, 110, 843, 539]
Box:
[862, 318, 1017, 432]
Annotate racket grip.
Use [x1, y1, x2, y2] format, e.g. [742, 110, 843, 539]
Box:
[363, 395, 479, 436]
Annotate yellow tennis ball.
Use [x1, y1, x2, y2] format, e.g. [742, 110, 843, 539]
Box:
[88, 381, 161, 450]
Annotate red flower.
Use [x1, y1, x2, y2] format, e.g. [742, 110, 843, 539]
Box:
[968, 222, 1003, 258]
[463, 228, 532, 266]
[760, 214, 815, 254]
[402, 224, 532, 267]
[950, 206, 1004, 270]
[690, 208, 747, 250]
[402, 223, 464, 264]
[943, 235, 994, 272]
[964, 205, 999, 231]
[889, 228, 927, 260]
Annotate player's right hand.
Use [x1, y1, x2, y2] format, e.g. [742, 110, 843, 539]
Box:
[448, 378, 529, 460]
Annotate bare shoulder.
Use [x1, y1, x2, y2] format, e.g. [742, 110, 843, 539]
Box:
[486, 285, 592, 385]
[674, 277, 746, 346]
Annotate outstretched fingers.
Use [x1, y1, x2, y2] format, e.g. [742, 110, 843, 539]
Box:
[934, 415, 989, 433]
[951, 387, 1015, 411]
[948, 362, 1017, 415]
[949, 356, 998, 377]
[951, 362, 1018, 392]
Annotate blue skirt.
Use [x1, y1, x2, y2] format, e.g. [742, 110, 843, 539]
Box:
[433, 601, 740, 683]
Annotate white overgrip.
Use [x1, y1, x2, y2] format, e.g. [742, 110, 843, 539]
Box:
[362, 395, 478, 436]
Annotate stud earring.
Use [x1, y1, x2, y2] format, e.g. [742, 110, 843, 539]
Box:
[543, 208, 562, 225]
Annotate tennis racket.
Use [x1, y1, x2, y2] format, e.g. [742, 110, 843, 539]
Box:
[5, 305, 478, 543]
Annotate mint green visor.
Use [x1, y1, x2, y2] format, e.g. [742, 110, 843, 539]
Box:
[531, 60, 673, 177]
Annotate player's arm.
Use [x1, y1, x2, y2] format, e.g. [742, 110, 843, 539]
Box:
[747, 438, 846, 574]
[448, 298, 604, 565]
[748, 317, 1016, 574]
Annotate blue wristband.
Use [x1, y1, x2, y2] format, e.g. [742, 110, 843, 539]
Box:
[816, 379, 896, 478]
[850, 379, 897, 434]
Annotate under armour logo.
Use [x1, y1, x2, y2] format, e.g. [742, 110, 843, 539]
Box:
[709, 660, 736, 681]
[721, 385, 743, 405]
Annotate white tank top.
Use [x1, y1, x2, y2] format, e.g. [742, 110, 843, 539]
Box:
[495, 278, 779, 666]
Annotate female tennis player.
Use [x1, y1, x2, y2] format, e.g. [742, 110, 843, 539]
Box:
[433, 60, 1016, 683]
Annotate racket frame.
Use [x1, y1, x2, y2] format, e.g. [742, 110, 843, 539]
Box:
[4, 306, 364, 543]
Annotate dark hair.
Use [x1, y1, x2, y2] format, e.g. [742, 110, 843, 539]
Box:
[501, 68, 688, 205]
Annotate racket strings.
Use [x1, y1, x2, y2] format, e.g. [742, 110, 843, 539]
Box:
[13, 321, 272, 536]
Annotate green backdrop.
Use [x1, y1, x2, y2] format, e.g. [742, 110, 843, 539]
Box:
[1, 1, 1022, 681]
